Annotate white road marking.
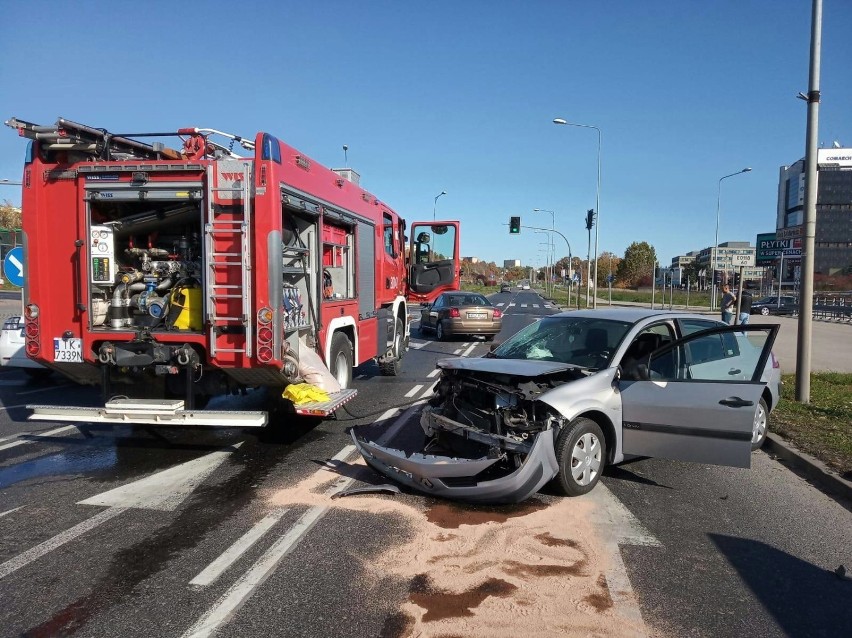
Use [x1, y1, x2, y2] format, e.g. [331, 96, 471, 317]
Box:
[496, 302, 505, 307]
[0, 444, 243, 580]
[533, 304, 539, 308]
[461, 344, 477, 357]
[544, 304, 553, 309]
[408, 341, 427, 349]
[453, 348, 462, 354]
[190, 507, 290, 588]
[182, 447, 358, 638]
[78, 443, 242, 511]
[17, 383, 73, 396]
[419, 381, 439, 398]
[508, 303, 516, 307]
[355, 374, 367, 380]
[585, 483, 660, 636]
[427, 368, 441, 378]
[0, 507, 128, 579]
[0, 425, 78, 452]
[0, 506, 25, 519]
[521, 304, 528, 308]
[405, 385, 424, 398]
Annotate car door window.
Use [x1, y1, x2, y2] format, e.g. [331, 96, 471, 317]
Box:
[648, 325, 776, 382]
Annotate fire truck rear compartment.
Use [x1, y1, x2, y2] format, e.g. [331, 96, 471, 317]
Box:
[87, 198, 206, 334]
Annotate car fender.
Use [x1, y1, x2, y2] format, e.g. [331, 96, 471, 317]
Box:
[536, 367, 624, 463]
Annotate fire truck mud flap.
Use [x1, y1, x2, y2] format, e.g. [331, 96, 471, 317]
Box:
[350, 427, 558, 504]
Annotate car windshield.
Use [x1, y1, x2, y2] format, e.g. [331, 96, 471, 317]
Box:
[490, 316, 632, 368]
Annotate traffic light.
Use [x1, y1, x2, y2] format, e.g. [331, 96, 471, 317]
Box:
[585, 209, 596, 230]
[713, 270, 723, 284]
[509, 216, 521, 234]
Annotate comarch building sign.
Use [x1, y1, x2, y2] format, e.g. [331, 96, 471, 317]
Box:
[817, 148, 852, 168]
[756, 232, 802, 264]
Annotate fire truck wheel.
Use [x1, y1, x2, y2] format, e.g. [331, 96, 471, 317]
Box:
[379, 318, 404, 376]
[330, 332, 353, 389]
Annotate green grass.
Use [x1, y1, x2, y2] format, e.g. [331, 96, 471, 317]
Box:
[771, 373, 852, 477]
[594, 288, 712, 308]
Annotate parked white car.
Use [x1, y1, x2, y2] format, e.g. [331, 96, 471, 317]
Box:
[0, 316, 50, 378]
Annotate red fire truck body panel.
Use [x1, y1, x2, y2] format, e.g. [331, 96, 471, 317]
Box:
[8, 117, 460, 419]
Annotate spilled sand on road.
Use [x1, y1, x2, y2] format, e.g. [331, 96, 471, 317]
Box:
[267, 457, 646, 637]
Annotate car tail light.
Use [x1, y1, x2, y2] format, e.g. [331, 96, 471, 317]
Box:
[492, 309, 502, 318]
[449, 308, 460, 318]
[771, 352, 780, 369]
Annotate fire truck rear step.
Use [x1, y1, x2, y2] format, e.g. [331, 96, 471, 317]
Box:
[27, 399, 268, 428]
[291, 389, 358, 417]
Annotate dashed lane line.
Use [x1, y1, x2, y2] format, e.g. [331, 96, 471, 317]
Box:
[405, 385, 424, 398]
[427, 368, 441, 378]
[0, 507, 128, 580]
[461, 343, 477, 357]
[0, 506, 25, 519]
[0, 425, 78, 452]
[181, 446, 359, 638]
[189, 507, 291, 588]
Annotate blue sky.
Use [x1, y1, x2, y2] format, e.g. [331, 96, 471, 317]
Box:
[1, 1, 849, 268]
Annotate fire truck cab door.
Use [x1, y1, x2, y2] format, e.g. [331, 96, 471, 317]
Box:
[407, 222, 460, 304]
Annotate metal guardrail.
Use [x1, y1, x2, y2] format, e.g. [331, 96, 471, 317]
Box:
[813, 295, 852, 322]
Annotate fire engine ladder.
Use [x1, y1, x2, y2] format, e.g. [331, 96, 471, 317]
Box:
[205, 164, 252, 358]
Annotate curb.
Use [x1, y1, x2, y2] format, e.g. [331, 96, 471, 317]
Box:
[763, 432, 852, 504]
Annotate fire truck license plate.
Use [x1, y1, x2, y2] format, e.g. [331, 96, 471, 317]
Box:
[54, 338, 83, 362]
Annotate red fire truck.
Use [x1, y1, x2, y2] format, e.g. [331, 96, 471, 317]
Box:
[6, 117, 459, 426]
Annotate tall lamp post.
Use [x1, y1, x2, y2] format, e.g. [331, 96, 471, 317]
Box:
[432, 190, 447, 221]
[553, 118, 601, 308]
[710, 168, 752, 311]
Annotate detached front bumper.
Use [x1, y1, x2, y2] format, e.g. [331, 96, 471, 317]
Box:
[350, 427, 559, 504]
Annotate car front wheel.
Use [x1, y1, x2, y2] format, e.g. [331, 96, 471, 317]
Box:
[751, 397, 769, 450]
[760, 307, 770, 316]
[552, 417, 606, 496]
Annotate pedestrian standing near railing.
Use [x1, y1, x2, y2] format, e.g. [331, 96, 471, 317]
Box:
[721, 284, 736, 325]
[738, 289, 752, 325]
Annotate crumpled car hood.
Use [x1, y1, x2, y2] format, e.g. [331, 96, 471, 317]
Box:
[437, 357, 578, 377]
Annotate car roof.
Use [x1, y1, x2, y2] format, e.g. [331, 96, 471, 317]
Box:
[549, 307, 721, 324]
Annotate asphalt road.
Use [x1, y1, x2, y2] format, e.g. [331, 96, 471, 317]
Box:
[1, 289, 850, 637]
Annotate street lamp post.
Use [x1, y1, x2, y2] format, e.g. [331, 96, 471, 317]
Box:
[432, 190, 447, 221]
[553, 118, 601, 308]
[710, 168, 752, 311]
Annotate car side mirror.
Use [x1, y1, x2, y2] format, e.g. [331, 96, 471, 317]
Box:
[635, 363, 650, 381]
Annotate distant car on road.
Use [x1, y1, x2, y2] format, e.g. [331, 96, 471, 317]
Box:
[751, 295, 798, 316]
[500, 283, 512, 293]
[0, 316, 50, 379]
[522, 283, 531, 290]
[419, 291, 503, 341]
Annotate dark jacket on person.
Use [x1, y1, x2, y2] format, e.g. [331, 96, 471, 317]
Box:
[740, 291, 753, 313]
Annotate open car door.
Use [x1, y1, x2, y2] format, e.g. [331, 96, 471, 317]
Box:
[407, 221, 460, 304]
[619, 324, 779, 469]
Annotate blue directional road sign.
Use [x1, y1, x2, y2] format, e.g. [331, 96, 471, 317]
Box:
[3, 246, 24, 288]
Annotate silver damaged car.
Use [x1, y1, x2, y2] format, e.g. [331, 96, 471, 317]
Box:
[353, 309, 780, 504]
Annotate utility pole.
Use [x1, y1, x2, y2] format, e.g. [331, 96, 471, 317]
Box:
[796, 0, 823, 404]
